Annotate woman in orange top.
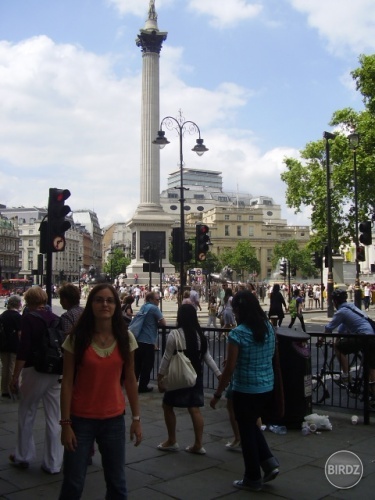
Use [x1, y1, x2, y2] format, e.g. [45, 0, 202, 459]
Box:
[59, 284, 142, 500]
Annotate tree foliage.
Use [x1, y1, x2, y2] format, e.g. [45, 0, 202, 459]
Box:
[272, 239, 317, 278]
[218, 241, 260, 279]
[281, 54, 375, 251]
[103, 248, 130, 278]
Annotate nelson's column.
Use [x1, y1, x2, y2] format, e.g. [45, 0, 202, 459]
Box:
[127, 1, 175, 281]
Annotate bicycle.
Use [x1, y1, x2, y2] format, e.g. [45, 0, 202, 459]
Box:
[312, 338, 362, 404]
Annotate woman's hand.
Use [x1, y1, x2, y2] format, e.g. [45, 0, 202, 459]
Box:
[210, 397, 218, 409]
[61, 425, 77, 451]
[130, 421, 142, 447]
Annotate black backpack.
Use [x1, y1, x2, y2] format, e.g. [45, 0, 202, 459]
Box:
[30, 312, 65, 374]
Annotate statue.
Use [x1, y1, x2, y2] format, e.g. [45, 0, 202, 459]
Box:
[148, 0, 157, 21]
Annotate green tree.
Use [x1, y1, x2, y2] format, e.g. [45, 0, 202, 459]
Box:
[272, 239, 316, 278]
[103, 248, 130, 278]
[281, 54, 375, 249]
[219, 241, 260, 280]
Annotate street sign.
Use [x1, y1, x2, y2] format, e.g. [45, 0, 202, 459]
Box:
[143, 263, 164, 273]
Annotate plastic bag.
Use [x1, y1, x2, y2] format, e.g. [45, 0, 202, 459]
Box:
[304, 413, 332, 431]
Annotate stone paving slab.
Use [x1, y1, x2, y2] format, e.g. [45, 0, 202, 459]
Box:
[1, 388, 375, 499]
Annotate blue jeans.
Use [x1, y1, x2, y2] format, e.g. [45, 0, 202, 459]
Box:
[59, 414, 127, 500]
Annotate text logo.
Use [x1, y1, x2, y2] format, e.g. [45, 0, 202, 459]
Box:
[325, 450, 363, 489]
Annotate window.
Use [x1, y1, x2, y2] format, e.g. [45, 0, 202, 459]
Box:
[237, 215, 242, 221]
[28, 239, 33, 246]
[224, 215, 230, 221]
[225, 225, 230, 236]
[218, 196, 228, 202]
[249, 226, 254, 236]
[249, 216, 253, 221]
[168, 193, 178, 199]
[28, 230, 34, 234]
[194, 194, 204, 200]
[237, 226, 242, 236]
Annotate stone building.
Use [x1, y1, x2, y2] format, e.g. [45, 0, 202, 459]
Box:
[0, 213, 20, 279]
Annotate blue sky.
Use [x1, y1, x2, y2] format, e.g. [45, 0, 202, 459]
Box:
[0, 0, 374, 227]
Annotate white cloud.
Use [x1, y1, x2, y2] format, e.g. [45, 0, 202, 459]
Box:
[289, 0, 375, 55]
[1, 35, 292, 228]
[106, 0, 174, 17]
[187, 0, 263, 29]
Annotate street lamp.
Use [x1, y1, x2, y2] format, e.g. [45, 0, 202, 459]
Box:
[323, 131, 336, 318]
[153, 111, 208, 303]
[348, 132, 362, 309]
[109, 248, 114, 283]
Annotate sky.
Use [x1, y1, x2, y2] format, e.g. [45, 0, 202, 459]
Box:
[0, 0, 374, 229]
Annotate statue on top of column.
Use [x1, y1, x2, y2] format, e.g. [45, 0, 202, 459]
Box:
[148, 0, 157, 21]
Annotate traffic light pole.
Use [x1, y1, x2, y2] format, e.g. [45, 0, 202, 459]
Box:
[353, 147, 362, 309]
[46, 249, 52, 307]
[324, 132, 336, 318]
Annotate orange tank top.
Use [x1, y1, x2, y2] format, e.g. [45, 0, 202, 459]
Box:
[71, 344, 125, 419]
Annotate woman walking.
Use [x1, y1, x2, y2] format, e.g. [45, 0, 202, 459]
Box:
[157, 304, 221, 454]
[210, 291, 279, 492]
[268, 283, 288, 327]
[9, 287, 63, 473]
[59, 284, 142, 500]
[222, 288, 236, 328]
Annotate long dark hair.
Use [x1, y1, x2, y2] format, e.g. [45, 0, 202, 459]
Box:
[223, 287, 233, 304]
[232, 290, 270, 343]
[70, 284, 130, 366]
[177, 304, 207, 372]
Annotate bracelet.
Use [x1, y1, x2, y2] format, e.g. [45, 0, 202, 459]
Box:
[132, 416, 141, 422]
[213, 393, 222, 399]
[59, 419, 72, 426]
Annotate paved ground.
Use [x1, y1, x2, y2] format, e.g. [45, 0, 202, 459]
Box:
[1, 390, 374, 499]
[1, 296, 374, 499]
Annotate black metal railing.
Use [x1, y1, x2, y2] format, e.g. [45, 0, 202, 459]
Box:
[151, 327, 374, 424]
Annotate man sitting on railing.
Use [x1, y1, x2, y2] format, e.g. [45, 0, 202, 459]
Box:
[324, 288, 375, 391]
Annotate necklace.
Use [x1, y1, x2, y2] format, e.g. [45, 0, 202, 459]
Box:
[94, 333, 114, 348]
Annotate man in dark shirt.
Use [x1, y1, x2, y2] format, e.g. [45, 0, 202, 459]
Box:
[0, 295, 22, 398]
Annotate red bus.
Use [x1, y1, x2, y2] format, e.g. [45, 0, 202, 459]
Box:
[0, 278, 33, 296]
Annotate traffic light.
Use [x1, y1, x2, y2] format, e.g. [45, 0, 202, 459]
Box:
[312, 251, 323, 269]
[195, 224, 210, 261]
[359, 221, 372, 245]
[171, 227, 182, 262]
[357, 246, 366, 262]
[280, 261, 287, 277]
[47, 188, 71, 252]
[183, 242, 193, 262]
[291, 266, 297, 277]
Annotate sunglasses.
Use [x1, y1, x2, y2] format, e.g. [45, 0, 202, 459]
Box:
[93, 296, 116, 304]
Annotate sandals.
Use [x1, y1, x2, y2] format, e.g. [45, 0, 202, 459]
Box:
[185, 446, 206, 455]
[157, 442, 180, 452]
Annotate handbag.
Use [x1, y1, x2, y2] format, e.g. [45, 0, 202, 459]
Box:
[162, 329, 197, 392]
[128, 304, 151, 339]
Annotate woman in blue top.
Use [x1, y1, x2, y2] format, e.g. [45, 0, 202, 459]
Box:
[210, 291, 279, 492]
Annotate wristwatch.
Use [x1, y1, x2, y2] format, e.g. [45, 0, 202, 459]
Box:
[132, 416, 141, 421]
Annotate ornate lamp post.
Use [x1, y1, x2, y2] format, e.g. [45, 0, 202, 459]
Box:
[323, 131, 336, 318]
[348, 132, 362, 309]
[153, 111, 208, 302]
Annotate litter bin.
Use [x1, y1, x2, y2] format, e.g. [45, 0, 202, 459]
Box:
[274, 327, 312, 428]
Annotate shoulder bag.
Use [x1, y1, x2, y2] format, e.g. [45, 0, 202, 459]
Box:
[162, 328, 197, 392]
[128, 303, 151, 339]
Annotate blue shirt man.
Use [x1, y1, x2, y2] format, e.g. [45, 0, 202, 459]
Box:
[324, 289, 375, 384]
[134, 291, 166, 393]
